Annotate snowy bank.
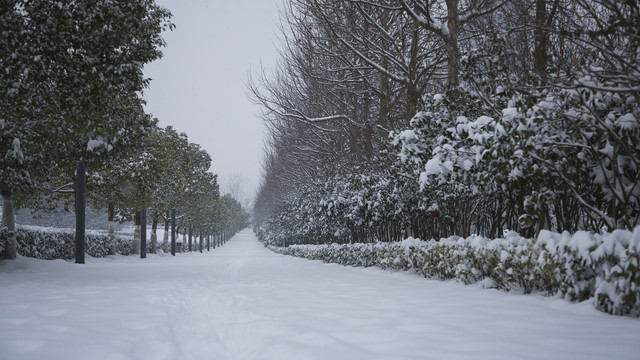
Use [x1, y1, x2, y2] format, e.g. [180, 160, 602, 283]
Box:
[269, 228, 640, 317]
[1, 230, 639, 360]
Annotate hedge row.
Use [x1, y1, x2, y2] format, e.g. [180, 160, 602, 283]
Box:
[1, 225, 160, 260]
[269, 228, 640, 317]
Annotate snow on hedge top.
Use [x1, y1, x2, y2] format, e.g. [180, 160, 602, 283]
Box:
[17, 224, 133, 239]
[286, 226, 640, 265]
[401, 237, 422, 247]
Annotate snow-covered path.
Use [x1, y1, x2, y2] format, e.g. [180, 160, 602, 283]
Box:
[1, 229, 639, 360]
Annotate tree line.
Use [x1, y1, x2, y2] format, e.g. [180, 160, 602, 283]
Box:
[251, 0, 639, 246]
[1, 0, 248, 260]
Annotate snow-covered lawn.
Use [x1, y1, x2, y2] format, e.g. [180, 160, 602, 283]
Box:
[1, 229, 638, 360]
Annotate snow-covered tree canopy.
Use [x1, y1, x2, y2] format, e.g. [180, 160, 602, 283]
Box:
[0, 0, 172, 203]
[254, 0, 639, 245]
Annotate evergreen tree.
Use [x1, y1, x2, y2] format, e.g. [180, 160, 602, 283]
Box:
[1, 0, 172, 259]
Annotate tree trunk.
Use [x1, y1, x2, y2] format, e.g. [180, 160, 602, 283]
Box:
[164, 212, 170, 253]
[170, 209, 176, 256]
[75, 163, 86, 264]
[407, 22, 420, 118]
[379, 6, 391, 130]
[108, 203, 116, 255]
[445, 0, 460, 88]
[363, 91, 373, 158]
[2, 192, 17, 259]
[132, 211, 141, 255]
[379, 72, 390, 130]
[140, 208, 147, 259]
[533, 0, 549, 80]
[151, 216, 158, 254]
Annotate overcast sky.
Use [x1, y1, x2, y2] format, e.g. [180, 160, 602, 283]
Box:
[143, 0, 283, 207]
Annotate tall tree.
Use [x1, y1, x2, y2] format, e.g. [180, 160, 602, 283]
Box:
[1, 0, 172, 259]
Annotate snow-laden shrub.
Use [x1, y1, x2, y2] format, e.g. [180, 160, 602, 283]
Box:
[537, 230, 597, 301]
[593, 229, 640, 316]
[269, 227, 640, 317]
[377, 240, 414, 271]
[493, 235, 540, 294]
[2, 225, 136, 260]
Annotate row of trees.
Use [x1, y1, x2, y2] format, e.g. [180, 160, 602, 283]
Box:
[252, 0, 639, 245]
[1, 0, 248, 260]
[81, 124, 249, 256]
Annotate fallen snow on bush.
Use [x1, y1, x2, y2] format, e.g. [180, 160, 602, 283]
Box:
[272, 227, 640, 316]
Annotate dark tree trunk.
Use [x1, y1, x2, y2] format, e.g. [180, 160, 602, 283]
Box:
[132, 211, 141, 254]
[445, 0, 460, 88]
[171, 209, 176, 256]
[140, 208, 146, 259]
[407, 23, 420, 117]
[534, 0, 548, 80]
[2, 192, 17, 259]
[164, 211, 170, 253]
[151, 216, 158, 254]
[108, 202, 116, 255]
[75, 163, 86, 264]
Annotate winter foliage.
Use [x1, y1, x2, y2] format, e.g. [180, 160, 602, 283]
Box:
[253, 0, 640, 246]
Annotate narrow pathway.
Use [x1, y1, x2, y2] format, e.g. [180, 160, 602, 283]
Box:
[1, 229, 639, 360]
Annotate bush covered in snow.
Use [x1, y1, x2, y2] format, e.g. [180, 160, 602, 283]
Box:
[269, 228, 640, 317]
[0, 225, 141, 260]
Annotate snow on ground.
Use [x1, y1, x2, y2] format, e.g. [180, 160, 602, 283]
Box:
[1, 230, 639, 360]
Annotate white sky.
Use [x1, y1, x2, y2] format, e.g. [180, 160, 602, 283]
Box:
[143, 0, 283, 207]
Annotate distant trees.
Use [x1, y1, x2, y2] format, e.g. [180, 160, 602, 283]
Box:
[66, 122, 247, 255]
[249, 0, 437, 226]
[253, 0, 639, 245]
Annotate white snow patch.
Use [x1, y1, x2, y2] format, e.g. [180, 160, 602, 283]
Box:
[86, 139, 105, 152]
[0, 230, 639, 360]
[502, 107, 520, 122]
[424, 156, 442, 176]
[616, 113, 638, 130]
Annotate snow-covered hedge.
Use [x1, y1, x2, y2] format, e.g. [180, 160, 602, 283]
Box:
[0, 225, 147, 260]
[269, 228, 640, 317]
